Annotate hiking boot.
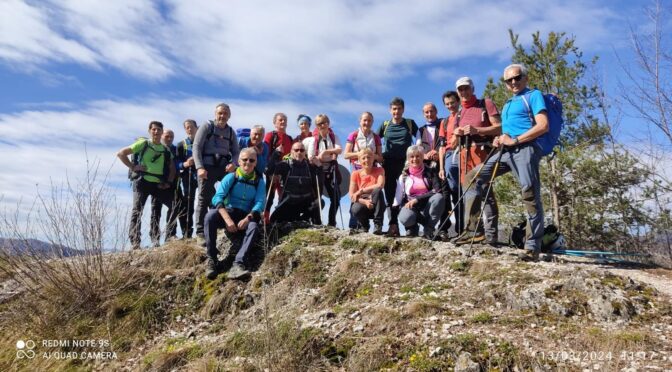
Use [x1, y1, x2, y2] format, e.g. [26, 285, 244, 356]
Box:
[373, 223, 384, 235]
[436, 230, 450, 242]
[386, 224, 400, 238]
[205, 258, 220, 280]
[360, 223, 370, 233]
[486, 239, 500, 248]
[518, 250, 540, 262]
[422, 228, 435, 240]
[228, 263, 251, 280]
[349, 228, 360, 235]
[196, 234, 206, 247]
[542, 252, 553, 262]
[406, 225, 419, 237]
[453, 231, 486, 246]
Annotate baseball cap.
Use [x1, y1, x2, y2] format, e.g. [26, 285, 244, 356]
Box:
[455, 76, 474, 89]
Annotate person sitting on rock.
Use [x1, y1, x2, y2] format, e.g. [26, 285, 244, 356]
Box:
[268, 142, 324, 224]
[349, 148, 385, 234]
[393, 145, 445, 239]
[204, 148, 266, 280]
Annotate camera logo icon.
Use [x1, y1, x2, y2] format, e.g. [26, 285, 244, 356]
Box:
[16, 340, 36, 359]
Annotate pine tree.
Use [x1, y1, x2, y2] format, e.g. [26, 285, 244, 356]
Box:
[485, 30, 649, 251]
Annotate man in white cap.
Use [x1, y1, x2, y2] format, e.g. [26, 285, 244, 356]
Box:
[450, 76, 502, 246]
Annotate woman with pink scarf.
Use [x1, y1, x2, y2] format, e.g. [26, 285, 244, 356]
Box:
[393, 145, 445, 239]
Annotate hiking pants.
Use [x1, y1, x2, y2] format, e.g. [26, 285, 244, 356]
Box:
[164, 182, 188, 239]
[443, 150, 462, 233]
[271, 195, 321, 224]
[129, 178, 172, 247]
[350, 188, 386, 229]
[204, 208, 259, 265]
[383, 158, 405, 225]
[323, 169, 339, 227]
[398, 193, 445, 236]
[195, 165, 229, 236]
[464, 143, 543, 251]
[181, 170, 198, 238]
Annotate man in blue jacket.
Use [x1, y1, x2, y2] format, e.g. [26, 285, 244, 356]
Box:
[204, 148, 266, 280]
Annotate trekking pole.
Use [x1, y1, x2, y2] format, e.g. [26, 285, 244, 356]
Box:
[315, 174, 323, 225]
[432, 146, 498, 241]
[456, 136, 464, 233]
[261, 175, 275, 242]
[262, 175, 275, 219]
[467, 146, 505, 257]
[187, 167, 192, 236]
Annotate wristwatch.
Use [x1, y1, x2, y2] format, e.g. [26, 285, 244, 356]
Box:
[513, 137, 520, 145]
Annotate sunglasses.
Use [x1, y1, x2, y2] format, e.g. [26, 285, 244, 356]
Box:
[293, 148, 305, 152]
[505, 75, 523, 84]
[240, 158, 256, 163]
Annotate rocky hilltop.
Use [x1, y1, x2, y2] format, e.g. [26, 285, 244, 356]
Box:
[1, 227, 671, 371]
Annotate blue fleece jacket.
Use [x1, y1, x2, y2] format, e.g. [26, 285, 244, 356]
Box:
[211, 171, 266, 213]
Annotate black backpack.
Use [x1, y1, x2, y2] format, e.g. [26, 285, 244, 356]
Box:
[509, 220, 562, 253]
[509, 219, 527, 249]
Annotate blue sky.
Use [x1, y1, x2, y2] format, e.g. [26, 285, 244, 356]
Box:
[0, 0, 667, 240]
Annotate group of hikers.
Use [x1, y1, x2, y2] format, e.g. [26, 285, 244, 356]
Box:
[117, 63, 553, 280]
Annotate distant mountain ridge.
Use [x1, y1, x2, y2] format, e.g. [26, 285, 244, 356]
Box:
[0, 237, 82, 257]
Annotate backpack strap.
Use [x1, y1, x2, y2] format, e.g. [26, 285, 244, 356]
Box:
[520, 91, 536, 125]
[478, 98, 489, 124]
[432, 122, 441, 150]
[404, 118, 413, 132]
[205, 122, 234, 149]
[383, 119, 413, 137]
[134, 139, 150, 165]
[221, 170, 261, 202]
[205, 121, 215, 141]
[382, 120, 391, 137]
[271, 131, 280, 150]
[313, 129, 336, 155]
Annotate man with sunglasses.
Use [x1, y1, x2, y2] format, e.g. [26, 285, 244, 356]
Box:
[193, 103, 240, 246]
[204, 148, 266, 280]
[117, 121, 176, 250]
[450, 77, 502, 246]
[461, 64, 549, 261]
[268, 142, 324, 224]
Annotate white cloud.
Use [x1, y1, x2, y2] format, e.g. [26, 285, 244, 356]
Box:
[427, 67, 456, 84]
[0, 0, 98, 66]
[0, 0, 620, 92]
[0, 95, 382, 209]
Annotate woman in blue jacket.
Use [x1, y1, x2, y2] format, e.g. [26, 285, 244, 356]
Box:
[204, 148, 266, 280]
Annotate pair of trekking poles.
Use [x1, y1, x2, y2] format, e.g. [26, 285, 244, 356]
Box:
[433, 135, 505, 254]
[261, 161, 342, 228]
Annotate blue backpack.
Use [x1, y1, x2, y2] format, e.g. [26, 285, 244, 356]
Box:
[520, 89, 564, 156]
[236, 128, 252, 148]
